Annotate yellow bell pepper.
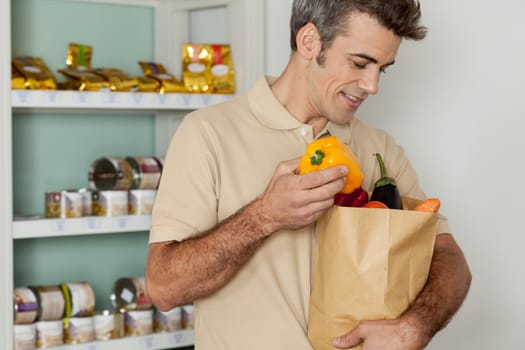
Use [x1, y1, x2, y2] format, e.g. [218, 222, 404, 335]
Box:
[299, 136, 364, 194]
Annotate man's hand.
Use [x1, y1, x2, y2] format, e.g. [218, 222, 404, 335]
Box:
[256, 158, 348, 236]
[332, 318, 426, 350]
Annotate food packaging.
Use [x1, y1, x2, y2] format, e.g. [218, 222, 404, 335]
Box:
[307, 197, 438, 350]
[14, 324, 36, 350]
[12, 57, 57, 90]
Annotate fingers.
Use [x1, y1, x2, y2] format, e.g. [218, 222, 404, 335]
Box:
[332, 326, 363, 349]
[274, 158, 301, 177]
[299, 165, 348, 192]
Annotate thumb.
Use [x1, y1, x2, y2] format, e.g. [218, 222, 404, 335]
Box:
[332, 326, 363, 349]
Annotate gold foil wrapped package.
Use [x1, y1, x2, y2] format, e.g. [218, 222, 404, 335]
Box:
[138, 61, 186, 93]
[12, 57, 57, 90]
[93, 68, 139, 92]
[209, 44, 235, 94]
[182, 44, 212, 93]
[182, 43, 235, 94]
[136, 76, 160, 92]
[66, 42, 93, 69]
[57, 68, 110, 91]
[11, 65, 26, 90]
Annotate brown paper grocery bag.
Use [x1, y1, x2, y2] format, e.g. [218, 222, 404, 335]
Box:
[308, 197, 438, 350]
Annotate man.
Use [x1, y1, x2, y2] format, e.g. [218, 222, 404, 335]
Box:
[146, 0, 472, 349]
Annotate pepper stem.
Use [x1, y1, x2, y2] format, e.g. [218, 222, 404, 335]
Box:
[310, 150, 325, 166]
[375, 153, 388, 178]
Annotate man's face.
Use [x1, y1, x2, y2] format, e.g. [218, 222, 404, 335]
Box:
[306, 12, 402, 124]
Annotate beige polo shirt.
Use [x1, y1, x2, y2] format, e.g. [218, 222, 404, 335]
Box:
[150, 76, 449, 350]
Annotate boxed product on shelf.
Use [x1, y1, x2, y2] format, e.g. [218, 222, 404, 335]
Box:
[153, 306, 182, 333]
[124, 309, 153, 336]
[92, 190, 129, 216]
[35, 320, 64, 348]
[128, 189, 157, 215]
[93, 310, 125, 341]
[63, 316, 95, 344]
[14, 323, 36, 350]
[45, 190, 83, 219]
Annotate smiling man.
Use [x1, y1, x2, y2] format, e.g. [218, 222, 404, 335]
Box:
[146, 1, 471, 349]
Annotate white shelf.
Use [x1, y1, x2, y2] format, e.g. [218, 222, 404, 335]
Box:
[13, 215, 151, 239]
[51, 329, 194, 350]
[11, 89, 233, 111]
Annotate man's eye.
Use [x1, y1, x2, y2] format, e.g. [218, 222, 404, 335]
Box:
[380, 67, 389, 74]
[353, 62, 366, 69]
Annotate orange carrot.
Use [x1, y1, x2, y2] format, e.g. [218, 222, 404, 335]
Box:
[414, 198, 441, 213]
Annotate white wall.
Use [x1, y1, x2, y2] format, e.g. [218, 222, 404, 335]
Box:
[265, 0, 524, 349]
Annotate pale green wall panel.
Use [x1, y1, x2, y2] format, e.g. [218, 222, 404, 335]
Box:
[13, 112, 155, 215]
[14, 232, 149, 311]
[12, 0, 155, 75]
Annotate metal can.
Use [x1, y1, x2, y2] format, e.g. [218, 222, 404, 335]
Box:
[29, 285, 65, 321]
[128, 189, 157, 215]
[126, 156, 163, 189]
[45, 190, 83, 218]
[124, 309, 153, 336]
[153, 306, 182, 333]
[155, 156, 165, 170]
[89, 157, 134, 191]
[63, 316, 95, 344]
[93, 310, 124, 341]
[91, 190, 128, 216]
[60, 281, 95, 317]
[111, 277, 152, 310]
[35, 320, 63, 348]
[14, 287, 38, 324]
[14, 324, 36, 350]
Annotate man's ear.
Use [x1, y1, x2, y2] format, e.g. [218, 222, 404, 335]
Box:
[295, 23, 320, 60]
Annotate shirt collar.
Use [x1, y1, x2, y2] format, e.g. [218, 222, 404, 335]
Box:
[248, 76, 305, 130]
[248, 76, 352, 142]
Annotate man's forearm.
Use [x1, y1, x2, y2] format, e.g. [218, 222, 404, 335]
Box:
[146, 199, 270, 310]
[401, 233, 472, 345]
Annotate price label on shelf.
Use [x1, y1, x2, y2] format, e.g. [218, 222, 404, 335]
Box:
[130, 93, 144, 105]
[141, 336, 156, 349]
[52, 219, 67, 233]
[12, 90, 31, 104]
[201, 94, 211, 106]
[83, 217, 101, 231]
[113, 216, 130, 230]
[44, 90, 58, 103]
[75, 91, 89, 104]
[81, 344, 100, 350]
[103, 91, 117, 104]
[172, 332, 184, 344]
[156, 93, 168, 105]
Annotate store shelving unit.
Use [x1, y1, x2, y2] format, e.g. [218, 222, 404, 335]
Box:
[11, 90, 232, 112]
[0, 0, 265, 349]
[49, 329, 194, 350]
